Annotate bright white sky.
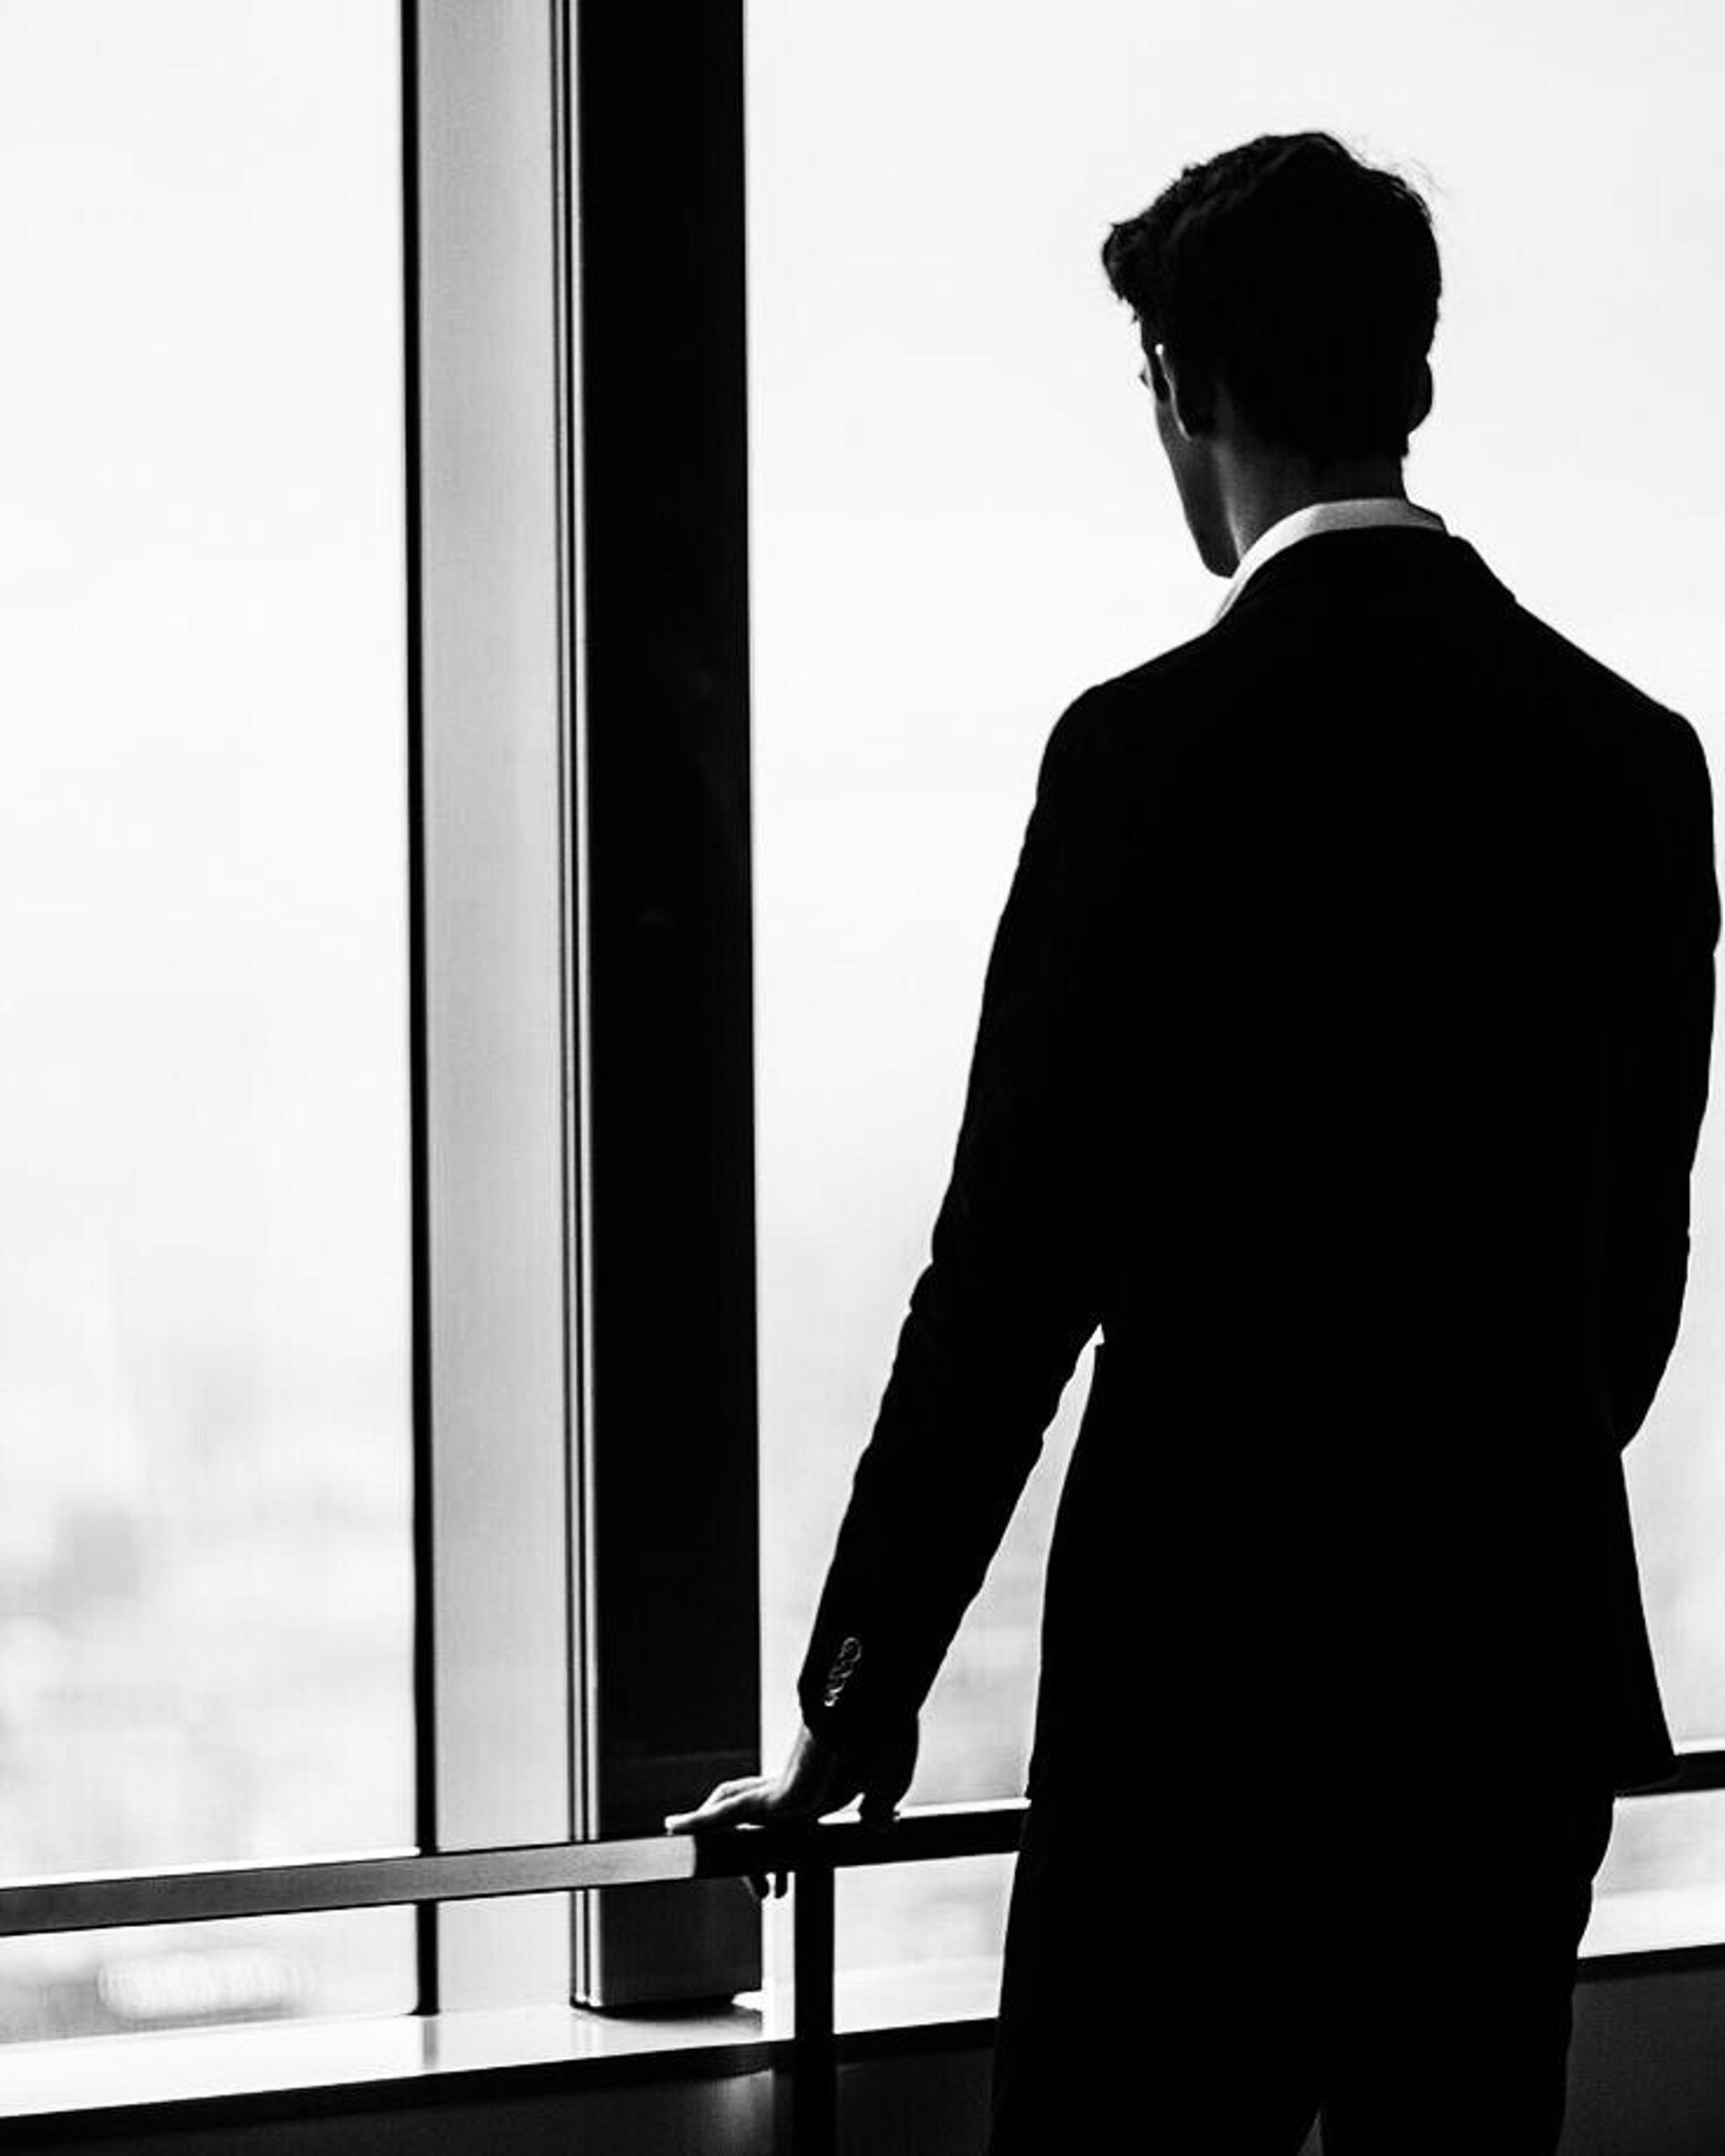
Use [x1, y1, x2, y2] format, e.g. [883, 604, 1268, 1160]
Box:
[0, 2, 412, 1919]
[0, 1, 406, 1479]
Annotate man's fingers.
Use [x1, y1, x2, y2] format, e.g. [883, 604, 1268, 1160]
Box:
[703, 1778, 758, 1806]
[663, 1795, 755, 1832]
[663, 1777, 772, 1833]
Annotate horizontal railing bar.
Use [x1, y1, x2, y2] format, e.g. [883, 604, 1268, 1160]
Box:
[0, 1800, 1028, 1938]
[2, 1740, 1721, 1942]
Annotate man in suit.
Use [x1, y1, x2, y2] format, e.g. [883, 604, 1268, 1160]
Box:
[668, 131, 1718, 2152]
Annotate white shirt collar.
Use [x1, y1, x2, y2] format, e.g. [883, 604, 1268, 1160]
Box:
[1211, 497, 1448, 625]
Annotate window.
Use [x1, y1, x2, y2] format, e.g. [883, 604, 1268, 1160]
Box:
[0, 0, 413, 2037]
[745, 0, 1725, 1984]
[0, 0, 766, 2048]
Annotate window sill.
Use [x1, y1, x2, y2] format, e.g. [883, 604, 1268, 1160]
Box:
[0, 1960, 1002, 2135]
[7, 1917, 1725, 2139]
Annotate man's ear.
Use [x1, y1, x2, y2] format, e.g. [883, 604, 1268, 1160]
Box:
[1154, 341, 1214, 441]
[1409, 357, 1435, 433]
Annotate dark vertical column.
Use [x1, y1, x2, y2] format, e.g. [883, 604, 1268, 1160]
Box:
[792, 1862, 839, 2156]
[570, 0, 763, 2005]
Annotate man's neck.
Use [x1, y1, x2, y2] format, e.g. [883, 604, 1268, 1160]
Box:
[1218, 448, 1409, 570]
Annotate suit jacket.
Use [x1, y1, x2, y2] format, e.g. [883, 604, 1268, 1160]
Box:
[798, 527, 1719, 1800]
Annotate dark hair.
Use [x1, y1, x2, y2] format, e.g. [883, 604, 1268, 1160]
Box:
[1101, 131, 1440, 462]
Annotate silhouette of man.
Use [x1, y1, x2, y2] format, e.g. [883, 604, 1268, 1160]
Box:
[669, 132, 1718, 2152]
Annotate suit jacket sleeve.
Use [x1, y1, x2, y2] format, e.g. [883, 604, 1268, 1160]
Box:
[796, 693, 1118, 1754]
[1605, 712, 1719, 1447]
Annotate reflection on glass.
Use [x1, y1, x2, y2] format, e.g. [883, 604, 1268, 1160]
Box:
[0, 1, 412, 2036]
[0, 1913, 412, 2046]
[756, 1858, 1014, 2037]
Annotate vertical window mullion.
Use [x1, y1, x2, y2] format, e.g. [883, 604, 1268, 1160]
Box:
[413, 0, 578, 2012]
[572, 0, 763, 2008]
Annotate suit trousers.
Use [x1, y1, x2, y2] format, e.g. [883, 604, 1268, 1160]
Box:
[986, 1766, 1616, 2154]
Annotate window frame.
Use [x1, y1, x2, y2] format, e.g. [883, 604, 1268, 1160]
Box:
[411, 0, 580, 2013]
[0, 0, 766, 2027]
[412, 0, 767, 2013]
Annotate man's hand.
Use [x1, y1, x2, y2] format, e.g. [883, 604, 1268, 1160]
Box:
[663, 1719, 917, 1900]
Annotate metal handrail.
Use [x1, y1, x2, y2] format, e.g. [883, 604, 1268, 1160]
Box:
[0, 1799, 1028, 2156]
[7, 1742, 1722, 1938]
[4, 1767, 1724, 2155]
[0, 1798, 1027, 1938]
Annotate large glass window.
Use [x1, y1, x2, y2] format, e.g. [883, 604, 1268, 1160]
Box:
[0, 0, 414, 2034]
[747, 0, 1725, 1983]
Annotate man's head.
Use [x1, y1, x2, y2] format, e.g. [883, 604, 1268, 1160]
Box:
[1101, 133, 1441, 572]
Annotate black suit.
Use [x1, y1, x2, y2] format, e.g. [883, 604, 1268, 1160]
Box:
[797, 527, 1718, 2149]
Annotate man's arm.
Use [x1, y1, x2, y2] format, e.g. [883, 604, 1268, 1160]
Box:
[792, 690, 1119, 1768]
[667, 691, 1123, 1842]
[1605, 714, 1719, 1447]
